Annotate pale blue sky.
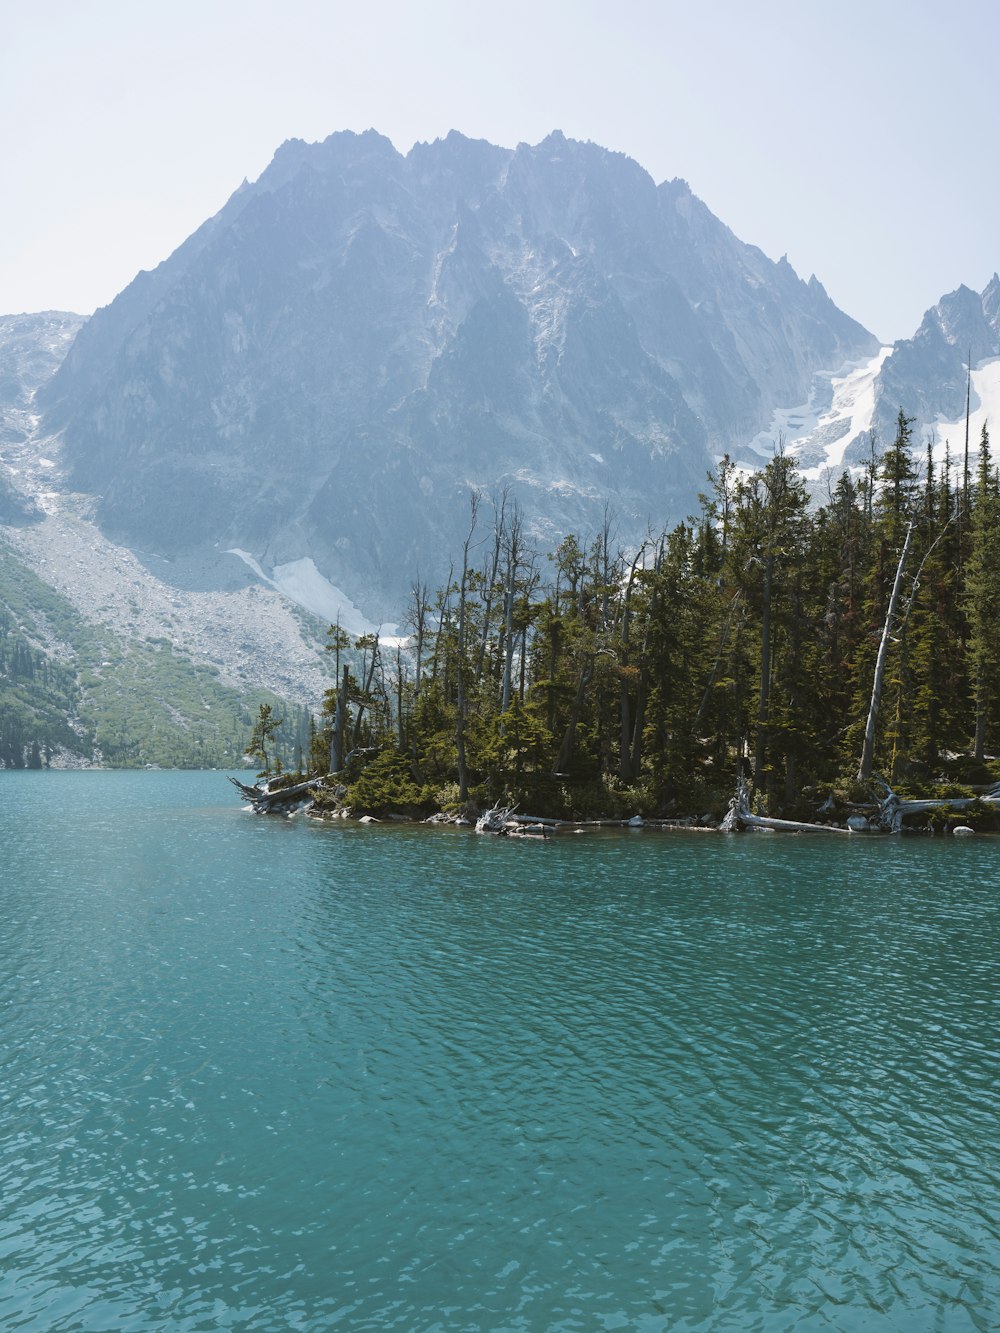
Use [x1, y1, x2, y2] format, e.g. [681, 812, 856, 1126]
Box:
[3, 0, 997, 341]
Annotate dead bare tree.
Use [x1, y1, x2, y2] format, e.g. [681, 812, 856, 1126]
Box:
[858, 518, 916, 782]
[456, 492, 480, 803]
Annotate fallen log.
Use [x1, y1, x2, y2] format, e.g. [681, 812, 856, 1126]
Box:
[718, 772, 1000, 835]
[476, 809, 656, 835]
[721, 777, 849, 834]
[475, 804, 517, 834]
[731, 809, 850, 835]
[229, 774, 330, 815]
[872, 777, 1000, 832]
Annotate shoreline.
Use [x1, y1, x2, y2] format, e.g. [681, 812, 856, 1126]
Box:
[298, 805, 989, 839]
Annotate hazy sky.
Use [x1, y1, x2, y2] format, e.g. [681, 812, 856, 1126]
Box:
[3, 0, 997, 341]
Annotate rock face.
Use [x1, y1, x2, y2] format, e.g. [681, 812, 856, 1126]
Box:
[871, 276, 1000, 445]
[39, 130, 877, 618]
[0, 314, 333, 728]
[0, 312, 85, 522]
[775, 275, 1000, 482]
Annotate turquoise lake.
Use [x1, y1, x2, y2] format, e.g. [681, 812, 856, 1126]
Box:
[0, 770, 997, 1331]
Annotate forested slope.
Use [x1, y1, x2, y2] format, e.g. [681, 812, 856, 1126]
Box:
[296, 414, 1000, 820]
[0, 541, 304, 768]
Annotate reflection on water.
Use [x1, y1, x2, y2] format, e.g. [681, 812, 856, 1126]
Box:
[0, 771, 997, 1330]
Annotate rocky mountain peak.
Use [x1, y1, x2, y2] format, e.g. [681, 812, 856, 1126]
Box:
[981, 273, 1000, 328]
[35, 130, 877, 619]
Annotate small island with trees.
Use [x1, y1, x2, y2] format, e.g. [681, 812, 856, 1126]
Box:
[233, 411, 1000, 836]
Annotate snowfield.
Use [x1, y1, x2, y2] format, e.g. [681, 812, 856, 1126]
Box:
[925, 355, 1000, 460]
[740, 349, 1000, 485]
[227, 550, 390, 639]
[742, 348, 891, 477]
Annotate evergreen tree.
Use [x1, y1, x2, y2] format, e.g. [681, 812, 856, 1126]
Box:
[287, 411, 1000, 820]
[965, 424, 1000, 761]
[245, 703, 283, 781]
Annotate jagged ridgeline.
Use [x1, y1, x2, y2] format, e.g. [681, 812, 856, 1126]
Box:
[0, 540, 307, 768]
[39, 129, 876, 619]
[8, 131, 1000, 786]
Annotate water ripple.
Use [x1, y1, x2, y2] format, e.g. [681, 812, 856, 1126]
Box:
[0, 776, 997, 1329]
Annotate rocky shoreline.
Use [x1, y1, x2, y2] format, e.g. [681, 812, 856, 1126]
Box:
[231, 775, 996, 838]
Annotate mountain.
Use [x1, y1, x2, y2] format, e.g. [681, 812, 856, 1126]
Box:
[870, 277, 1000, 455]
[0, 313, 335, 767]
[756, 276, 1000, 482]
[38, 129, 877, 620]
[0, 312, 84, 522]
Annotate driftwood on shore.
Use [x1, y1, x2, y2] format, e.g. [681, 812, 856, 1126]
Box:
[230, 767, 999, 836]
[721, 774, 1000, 835]
[473, 806, 706, 836]
[228, 774, 329, 815]
[475, 804, 517, 834]
[868, 777, 1000, 832]
[721, 779, 848, 834]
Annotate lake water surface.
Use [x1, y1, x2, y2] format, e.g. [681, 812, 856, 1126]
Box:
[1, 771, 997, 1331]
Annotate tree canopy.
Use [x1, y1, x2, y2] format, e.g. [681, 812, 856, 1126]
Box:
[276, 422, 1000, 819]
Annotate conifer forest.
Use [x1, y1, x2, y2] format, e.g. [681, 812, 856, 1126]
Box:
[262, 412, 1000, 823]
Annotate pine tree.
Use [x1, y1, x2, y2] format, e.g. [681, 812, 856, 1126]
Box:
[965, 424, 1000, 761]
[245, 703, 283, 781]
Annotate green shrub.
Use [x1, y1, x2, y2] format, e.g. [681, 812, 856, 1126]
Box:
[347, 749, 429, 816]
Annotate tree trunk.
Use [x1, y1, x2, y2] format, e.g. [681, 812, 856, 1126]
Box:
[553, 657, 592, 776]
[396, 644, 405, 748]
[351, 637, 380, 750]
[618, 596, 633, 785]
[329, 664, 349, 773]
[858, 519, 915, 781]
[753, 553, 774, 797]
[409, 580, 428, 702]
[974, 694, 986, 763]
[456, 494, 479, 803]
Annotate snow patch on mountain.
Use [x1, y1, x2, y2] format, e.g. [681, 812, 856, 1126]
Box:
[3, 514, 333, 709]
[743, 348, 892, 478]
[924, 355, 1000, 463]
[227, 550, 389, 637]
[738, 344, 1000, 488]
